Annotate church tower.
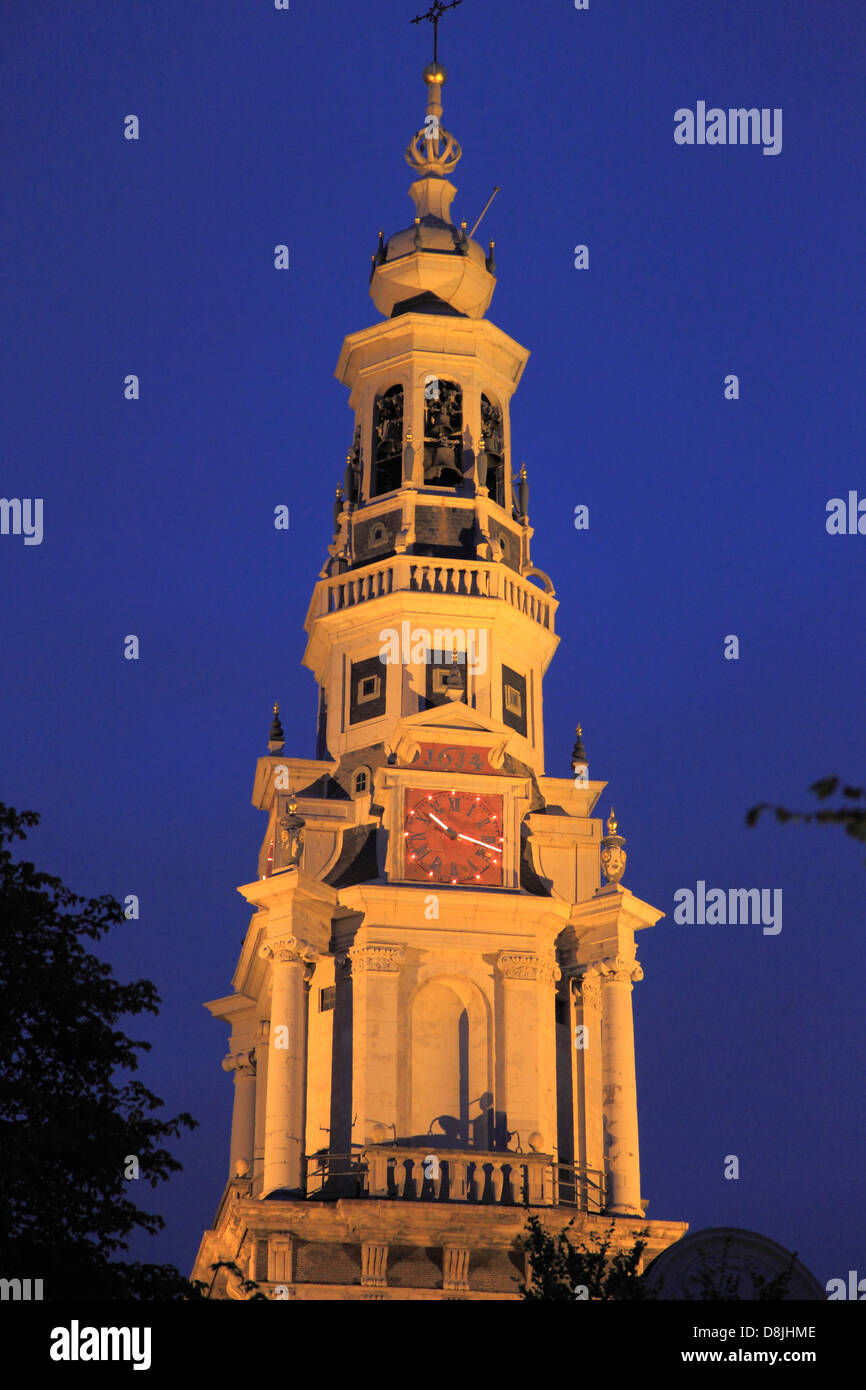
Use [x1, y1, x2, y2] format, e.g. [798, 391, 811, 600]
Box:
[192, 40, 686, 1301]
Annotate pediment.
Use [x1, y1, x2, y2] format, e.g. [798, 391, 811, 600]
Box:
[390, 701, 516, 771]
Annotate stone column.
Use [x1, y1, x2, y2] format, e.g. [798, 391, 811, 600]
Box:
[570, 968, 605, 1182]
[598, 954, 644, 1216]
[259, 936, 316, 1196]
[221, 1048, 257, 1180]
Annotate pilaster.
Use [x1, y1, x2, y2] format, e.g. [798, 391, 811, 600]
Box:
[340, 943, 407, 1148]
[495, 950, 560, 1149]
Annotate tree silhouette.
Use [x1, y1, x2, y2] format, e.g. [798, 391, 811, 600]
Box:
[0, 803, 200, 1299]
[517, 1213, 656, 1300]
[747, 777, 866, 861]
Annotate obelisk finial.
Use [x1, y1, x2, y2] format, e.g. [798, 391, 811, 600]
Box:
[268, 702, 285, 752]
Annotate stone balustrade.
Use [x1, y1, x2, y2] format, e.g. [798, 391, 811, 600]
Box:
[314, 556, 555, 630]
[305, 1147, 605, 1211]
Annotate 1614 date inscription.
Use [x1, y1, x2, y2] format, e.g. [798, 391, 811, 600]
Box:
[409, 742, 495, 775]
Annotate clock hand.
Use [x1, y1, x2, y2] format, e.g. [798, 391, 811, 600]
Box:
[456, 832, 501, 853]
[428, 812, 458, 839]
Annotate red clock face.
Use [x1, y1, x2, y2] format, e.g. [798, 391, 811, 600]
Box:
[403, 788, 504, 885]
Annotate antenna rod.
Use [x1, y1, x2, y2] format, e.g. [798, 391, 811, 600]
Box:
[468, 184, 500, 239]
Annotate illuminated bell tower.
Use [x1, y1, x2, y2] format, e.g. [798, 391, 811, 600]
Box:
[308, 57, 554, 785]
[191, 48, 686, 1301]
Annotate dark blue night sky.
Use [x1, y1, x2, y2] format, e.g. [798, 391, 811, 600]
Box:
[3, 0, 864, 1288]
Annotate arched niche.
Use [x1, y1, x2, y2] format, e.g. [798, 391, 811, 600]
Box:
[407, 975, 491, 1148]
[423, 379, 463, 487]
[371, 384, 404, 497]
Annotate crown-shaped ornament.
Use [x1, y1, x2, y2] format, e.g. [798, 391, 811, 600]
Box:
[405, 63, 462, 178]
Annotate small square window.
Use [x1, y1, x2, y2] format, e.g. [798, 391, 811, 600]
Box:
[350, 657, 386, 724]
[319, 986, 336, 1013]
[504, 684, 523, 717]
[357, 674, 381, 704]
[431, 665, 464, 695]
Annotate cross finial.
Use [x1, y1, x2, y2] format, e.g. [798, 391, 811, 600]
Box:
[411, 0, 463, 64]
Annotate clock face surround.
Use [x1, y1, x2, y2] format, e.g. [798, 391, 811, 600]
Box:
[403, 788, 504, 885]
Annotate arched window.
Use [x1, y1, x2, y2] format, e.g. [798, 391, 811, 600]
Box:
[352, 767, 370, 796]
[480, 394, 505, 506]
[371, 385, 404, 496]
[424, 379, 463, 487]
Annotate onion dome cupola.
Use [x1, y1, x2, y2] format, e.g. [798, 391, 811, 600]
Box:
[370, 63, 496, 321]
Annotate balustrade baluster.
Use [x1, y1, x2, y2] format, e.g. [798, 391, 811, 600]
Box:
[403, 1156, 416, 1200]
[449, 1157, 468, 1201]
[491, 1160, 505, 1203]
[464, 1161, 477, 1202]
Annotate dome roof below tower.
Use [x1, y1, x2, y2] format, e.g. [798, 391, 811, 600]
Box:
[369, 63, 497, 321]
[371, 206, 494, 319]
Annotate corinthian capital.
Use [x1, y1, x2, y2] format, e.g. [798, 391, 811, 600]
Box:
[342, 944, 407, 974]
[496, 951, 559, 983]
[571, 967, 602, 1011]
